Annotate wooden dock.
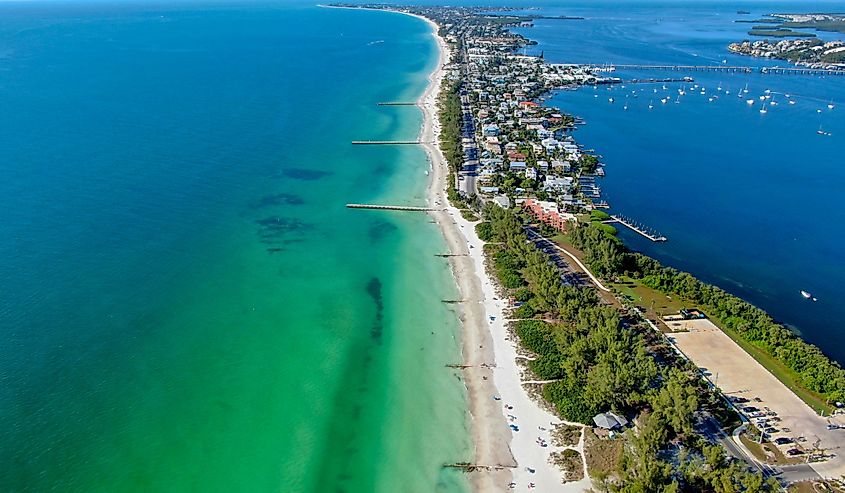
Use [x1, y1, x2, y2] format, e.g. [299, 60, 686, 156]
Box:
[346, 203, 437, 212]
[351, 140, 427, 145]
[605, 215, 667, 242]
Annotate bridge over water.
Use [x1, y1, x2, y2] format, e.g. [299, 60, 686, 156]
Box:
[590, 64, 845, 76]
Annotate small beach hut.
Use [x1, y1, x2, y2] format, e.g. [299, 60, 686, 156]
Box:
[593, 412, 628, 430]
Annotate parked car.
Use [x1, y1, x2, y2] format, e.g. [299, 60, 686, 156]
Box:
[764, 427, 778, 434]
[774, 437, 793, 445]
[786, 448, 804, 456]
[743, 406, 759, 413]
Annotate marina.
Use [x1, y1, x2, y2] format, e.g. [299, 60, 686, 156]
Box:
[604, 215, 667, 242]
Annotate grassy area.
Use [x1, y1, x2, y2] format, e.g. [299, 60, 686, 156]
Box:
[551, 449, 585, 481]
[584, 428, 623, 479]
[739, 432, 803, 466]
[610, 275, 687, 325]
[550, 232, 570, 246]
[459, 209, 479, 222]
[552, 423, 583, 447]
[610, 276, 833, 414]
[789, 480, 845, 493]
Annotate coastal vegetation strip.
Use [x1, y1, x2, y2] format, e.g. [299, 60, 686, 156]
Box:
[748, 29, 817, 38]
[476, 205, 777, 490]
[567, 221, 845, 411]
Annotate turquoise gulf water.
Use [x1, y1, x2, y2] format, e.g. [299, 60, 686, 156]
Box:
[0, 3, 470, 492]
[506, 0, 845, 363]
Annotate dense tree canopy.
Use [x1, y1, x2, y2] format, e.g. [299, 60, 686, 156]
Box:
[568, 220, 845, 403]
[479, 205, 776, 491]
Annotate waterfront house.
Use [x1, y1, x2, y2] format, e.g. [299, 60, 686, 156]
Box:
[541, 138, 562, 153]
[551, 160, 571, 173]
[544, 176, 573, 192]
[519, 100, 539, 110]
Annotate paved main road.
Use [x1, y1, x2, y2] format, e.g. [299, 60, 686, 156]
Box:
[524, 227, 588, 288]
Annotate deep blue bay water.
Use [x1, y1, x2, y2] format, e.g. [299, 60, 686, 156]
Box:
[0, 3, 470, 491]
[509, 1, 845, 362]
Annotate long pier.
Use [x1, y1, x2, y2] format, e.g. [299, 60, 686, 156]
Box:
[591, 64, 845, 76]
[605, 215, 667, 242]
[351, 140, 427, 145]
[346, 203, 437, 212]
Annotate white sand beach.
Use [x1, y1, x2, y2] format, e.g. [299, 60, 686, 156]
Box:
[323, 4, 591, 490]
[414, 15, 592, 493]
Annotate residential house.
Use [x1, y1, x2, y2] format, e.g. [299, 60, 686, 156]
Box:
[509, 161, 527, 172]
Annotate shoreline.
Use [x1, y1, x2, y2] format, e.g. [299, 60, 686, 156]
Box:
[411, 13, 514, 492]
[412, 13, 592, 493]
[324, 5, 591, 490]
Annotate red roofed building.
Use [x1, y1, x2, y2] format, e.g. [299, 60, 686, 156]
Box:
[519, 101, 539, 108]
[524, 199, 574, 231]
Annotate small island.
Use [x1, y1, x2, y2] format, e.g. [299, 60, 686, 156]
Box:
[728, 12, 845, 69]
[729, 38, 845, 66]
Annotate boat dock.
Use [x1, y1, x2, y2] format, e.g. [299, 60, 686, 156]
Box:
[590, 64, 845, 76]
[351, 140, 427, 145]
[346, 203, 437, 212]
[605, 215, 667, 242]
